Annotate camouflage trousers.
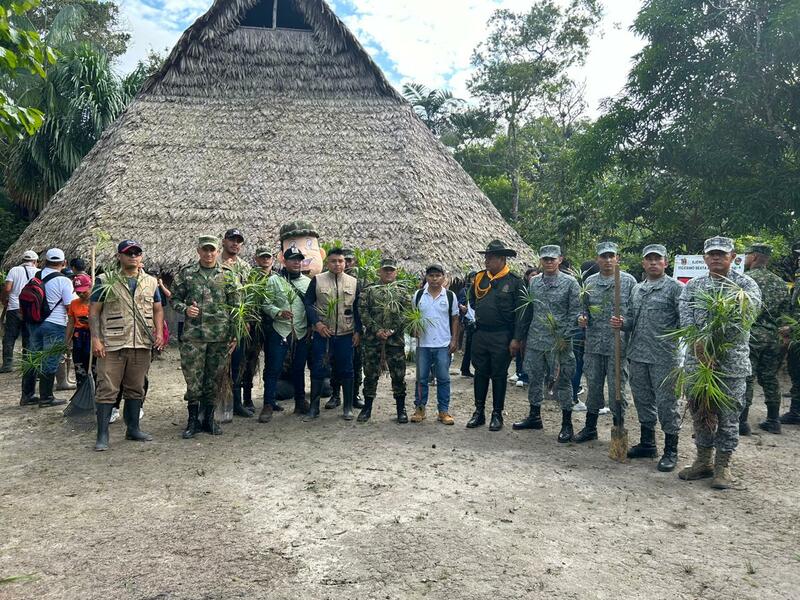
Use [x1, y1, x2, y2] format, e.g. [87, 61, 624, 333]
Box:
[524, 348, 575, 411]
[180, 341, 230, 407]
[691, 376, 745, 453]
[585, 352, 629, 419]
[362, 341, 406, 400]
[745, 342, 786, 408]
[628, 360, 680, 435]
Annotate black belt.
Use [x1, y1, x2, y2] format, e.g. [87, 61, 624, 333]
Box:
[475, 323, 512, 333]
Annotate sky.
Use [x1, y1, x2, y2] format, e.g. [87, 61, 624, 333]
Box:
[115, 0, 645, 117]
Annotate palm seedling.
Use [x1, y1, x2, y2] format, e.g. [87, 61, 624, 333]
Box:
[225, 269, 273, 344]
[372, 280, 414, 374]
[18, 341, 70, 376]
[316, 296, 340, 368]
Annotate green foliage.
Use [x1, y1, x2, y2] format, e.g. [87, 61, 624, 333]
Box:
[0, 189, 29, 258]
[402, 82, 465, 137]
[18, 340, 68, 375]
[224, 266, 273, 343]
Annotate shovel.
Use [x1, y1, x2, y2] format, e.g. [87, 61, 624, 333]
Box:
[608, 263, 628, 462]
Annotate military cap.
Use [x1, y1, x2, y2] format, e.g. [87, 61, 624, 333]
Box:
[279, 220, 319, 242]
[642, 244, 667, 257]
[283, 247, 305, 261]
[425, 263, 445, 274]
[198, 235, 220, 249]
[341, 248, 355, 259]
[224, 228, 244, 242]
[539, 245, 561, 259]
[255, 246, 273, 257]
[703, 236, 734, 254]
[380, 258, 397, 270]
[478, 239, 517, 257]
[746, 243, 772, 257]
[596, 241, 619, 255]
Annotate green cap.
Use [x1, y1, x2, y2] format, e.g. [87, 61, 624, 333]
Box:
[255, 246, 273, 257]
[279, 220, 319, 242]
[746, 243, 772, 257]
[198, 235, 220, 250]
[380, 258, 397, 270]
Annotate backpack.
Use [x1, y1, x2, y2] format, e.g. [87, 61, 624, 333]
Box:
[19, 271, 66, 324]
[414, 288, 456, 332]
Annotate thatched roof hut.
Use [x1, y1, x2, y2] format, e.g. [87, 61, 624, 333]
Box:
[3, 0, 537, 274]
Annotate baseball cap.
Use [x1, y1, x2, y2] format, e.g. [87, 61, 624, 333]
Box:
[198, 235, 220, 250]
[539, 245, 561, 259]
[46, 248, 65, 262]
[703, 236, 735, 253]
[283, 248, 305, 261]
[642, 244, 667, 257]
[425, 263, 445, 274]
[255, 247, 273, 258]
[745, 243, 772, 257]
[224, 228, 244, 242]
[73, 274, 92, 292]
[117, 240, 142, 254]
[596, 241, 619, 256]
[22, 250, 38, 261]
[380, 258, 397, 270]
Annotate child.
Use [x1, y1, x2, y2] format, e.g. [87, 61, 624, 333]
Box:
[65, 274, 93, 387]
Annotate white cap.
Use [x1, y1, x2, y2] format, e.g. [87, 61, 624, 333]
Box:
[45, 248, 65, 262]
[22, 250, 38, 261]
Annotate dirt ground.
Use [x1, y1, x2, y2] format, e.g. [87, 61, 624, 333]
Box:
[0, 348, 798, 600]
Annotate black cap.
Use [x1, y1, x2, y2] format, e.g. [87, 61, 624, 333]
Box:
[224, 228, 244, 242]
[284, 248, 305, 261]
[117, 240, 142, 253]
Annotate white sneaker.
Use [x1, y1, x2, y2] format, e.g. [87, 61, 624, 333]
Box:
[509, 374, 519, 383]
[598, 407, 611, 415]
[515, 380, 525, 388]
[577, 385, 585, 396]
[109, 407, 120, 423]
[573, 400, 587, 412]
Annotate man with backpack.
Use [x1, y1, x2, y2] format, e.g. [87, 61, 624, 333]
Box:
[2, 250, 39, 375]
[20, 248, 75, 407]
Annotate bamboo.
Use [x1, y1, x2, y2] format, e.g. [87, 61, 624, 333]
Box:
[609, 263, 628, 462]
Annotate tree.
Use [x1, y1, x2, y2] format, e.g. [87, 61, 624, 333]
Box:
[468, 0, 602, 220]
[402, 82, 464, 137]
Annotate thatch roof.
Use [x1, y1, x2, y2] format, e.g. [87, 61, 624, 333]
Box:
[3, 0, 537, 275]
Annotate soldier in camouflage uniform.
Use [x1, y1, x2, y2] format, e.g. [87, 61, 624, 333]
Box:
[574, 241, 637, 443]
[358, 258, 410, 423]
[171, 236, 239, 438]
[742, 244, 791, 434]
[513, 245, 581, 442]
[780, 241, 800, 425]
[612, 244, 683, 471]
[678, 236, 762, 489]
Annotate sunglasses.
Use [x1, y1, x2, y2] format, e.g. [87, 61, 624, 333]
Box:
[122, 249, 142, 257]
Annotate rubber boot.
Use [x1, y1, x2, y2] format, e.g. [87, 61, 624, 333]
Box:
[357, 396, 373, 422]
[513, 405, 543, 430]
[779, 399, 800, 425]
[758, 404, 782, 434]
[739, 405, 751, 436]
[0, 360, 13, 373]
[573, 412, 598, 443]
[395, 396, 408, 424]
[233, 386, 251, 418]
[182, 404, 201, 439]
[627, 426, 658, 458]
[341, 378, 355, 421]
[56, 360, 76, 391]
[293, 394, 309, 415]
[242, 385, 256, 415]
[678, 446, 714, 480]
[558, 410, 573, 443]
[124, 399, 153, 442]
[657, 433, 679, 472]
[710, 450, 733, 489]
[20, 369, 38, 406]
[325, 381, 341, 409]
[467, 374, 490, 428]
[304, 379, 323, 421]
[38, 372, 65, 407]
[201, 405, 222, 435]
[94, 403, 114, 451]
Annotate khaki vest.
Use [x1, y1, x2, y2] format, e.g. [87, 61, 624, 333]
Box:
[314, 271, 357, 336]
[99, 272, 158, 352]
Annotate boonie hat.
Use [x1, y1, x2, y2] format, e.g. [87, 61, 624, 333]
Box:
[539, 245, 561, 259]
[198, 235, 220, 250]
[73, 274, 92, 292]
[224, 228, 244, 242]
[703, 236, 735, 254]
[284, 248, 305, 261]
[642, 244, 667, 257]
[117, 240, 142, 254]
[46, 248, 65, 262]
[22, 250, 38, 261]
[596, 241, 619, 256]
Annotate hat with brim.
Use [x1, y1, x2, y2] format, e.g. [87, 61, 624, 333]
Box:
[255, 247, 273, 258]
[745, 243, 772, 257]
[283, 248, 305, 261]
[224, 228, 244, 242]
[380, 258, 397, 270]
[703, 236, 735, 254]
[45, 248, 65, 262]
[22, 250, 38, 261]
[642, 244, 667, 258]
[198, 235, 220, 250]
[425, 263, 445, 274]
[539, 245, 561, 259]
[117, 240, 142, 254]
[596, 241, 619, 256]
[478, 240, 517, 257]
[73, 274, 92, 292]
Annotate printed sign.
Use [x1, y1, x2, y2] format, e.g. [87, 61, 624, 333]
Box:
[673, 255, 746, 283]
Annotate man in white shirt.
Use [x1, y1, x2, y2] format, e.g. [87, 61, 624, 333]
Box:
[26, 248, 75, 407]
[2, 250, 38, 373]
[410, 264, 460, 425]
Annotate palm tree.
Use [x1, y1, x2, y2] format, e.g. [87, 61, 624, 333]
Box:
[402, 82, 464, 137]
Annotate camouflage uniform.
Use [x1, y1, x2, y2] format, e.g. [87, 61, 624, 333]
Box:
[787, 261, 800, 419]
[680, 269, 762, 452]
[519, 270, 581, 411]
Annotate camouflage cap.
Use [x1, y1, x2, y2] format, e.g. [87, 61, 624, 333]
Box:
[596, 241, 619, 256]
[279, 220, 319, 242]
[642, 244, 667, 257]
[255, 246, 273, 257]
[198, 235, 220, 249]
[539, 245, 561, 259]
[380, 258, 397, 270]
[341, 248, 355, 259]
[703, 236, 734, 254]
[745, 243, 772, 256]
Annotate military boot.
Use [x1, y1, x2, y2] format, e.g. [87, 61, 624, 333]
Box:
[20, 369, 38, 406]
[678, 447, 714, 480]
[710, 450, 734, 489]
[353, 391, 365, 410]
[201, 405, 222, 435]
[573, 412, 598, 443]
[357, 396, 374, 422]
[293, 394, 309, 415]
[242, 385, 256, 415]
[627, 426, 657, 459]
[341, 379, 355, 421]
[657, 433, 679, 472]
[488, 376, 505, 431]
[738, 405, 751, 436]
[325, 381, 341, 409]
[304, 379, 323, 421]
[395, 396, 408, 424]
[758, 404, 782, 434]
[558, 410, 573, 443]
[124, 399, 153, 442]
[38, 373, 65, 407]
[466, 403, 486, 429]
[779, 399, 800, 425]
[512, 405, 543, 430]
[94, 403, 114, 451]
[233, 386, 251, 418]
[467, 374, 489, 428]
[182, 404, 201, 439]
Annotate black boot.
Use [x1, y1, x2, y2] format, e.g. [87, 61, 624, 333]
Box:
[758, 404, 782, 434]
[558, 410, 573, 443]
[20, 369, 38, 406]
[489, 410, 503, 431]
[182, 404, 201, 439]
[325, 381, 341, 409]
[124, 399, 153, 442]
[357, 396, 373, 422]
[233, 386, 251, 418]
[489, 377, 505, 431]
[739, 405, 751, 435]
[779, 400, 800, 425]
[513, 405, 543, 430]
[201, 405, 222, 435]
[467, 374, 489, 428]
[627, 426, 657, 458]
[304, 379, 323, 421]
[657, 433, 679, 472]
[341, 378, 355, 421]
[38, 372, 65, 407]
[573, 412, 598, 443]
[395, 396, 408, 424]
[94, 403, 114, 451]
[294, 394, 309, 415]
[242, 385, 256, 415]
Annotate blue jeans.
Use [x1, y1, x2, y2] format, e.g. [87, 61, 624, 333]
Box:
[311, 332, 354, 381]
[30, 321, 67, 375]
[515, 349, 529, 383]
[415, 346, 451, 412]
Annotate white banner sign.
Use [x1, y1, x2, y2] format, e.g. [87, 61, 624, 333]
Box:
[673, 255, 746, 283]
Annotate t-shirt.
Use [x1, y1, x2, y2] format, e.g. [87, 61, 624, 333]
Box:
[415, 288, 458, 348]
[67, 300, 90, 332]
[40, 267, 75, 327]
[4, 263, 37, 311]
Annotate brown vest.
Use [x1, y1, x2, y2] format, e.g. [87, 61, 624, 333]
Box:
[314, 271, 357, 336]
[98, 272, 158, 352]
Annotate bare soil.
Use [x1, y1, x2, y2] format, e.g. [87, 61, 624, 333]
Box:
[1, 349, 798, 600]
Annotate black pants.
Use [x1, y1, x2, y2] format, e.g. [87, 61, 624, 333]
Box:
[3, 309, 29, 366]
[460, 325, 474, 374]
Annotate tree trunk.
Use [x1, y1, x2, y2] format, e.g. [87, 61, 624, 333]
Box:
[507, 119, 520, 221]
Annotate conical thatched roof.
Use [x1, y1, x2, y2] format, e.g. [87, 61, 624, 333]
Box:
[3, 0, 537, 274]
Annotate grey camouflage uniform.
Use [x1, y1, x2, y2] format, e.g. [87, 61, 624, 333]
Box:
[622, 275, 683, 434]
[679, 270, 762, 452]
